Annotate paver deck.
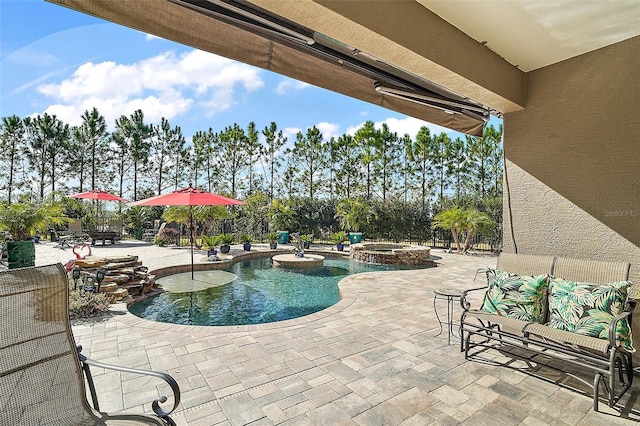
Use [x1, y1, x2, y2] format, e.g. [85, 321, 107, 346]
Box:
[30, 240, 639, 425]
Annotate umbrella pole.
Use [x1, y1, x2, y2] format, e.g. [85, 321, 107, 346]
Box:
[190, 206, 194, 280]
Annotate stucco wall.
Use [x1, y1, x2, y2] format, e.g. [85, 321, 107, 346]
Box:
[503, 36, 640, 365]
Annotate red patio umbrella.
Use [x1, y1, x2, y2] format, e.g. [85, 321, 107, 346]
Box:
[68, 190, 128, 202]
[68, 190, 128, 243]
[130, 186, 246, 279]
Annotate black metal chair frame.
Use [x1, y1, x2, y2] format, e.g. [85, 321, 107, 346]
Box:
[461, 288, 635, 412]
[0, 263, 181, 425]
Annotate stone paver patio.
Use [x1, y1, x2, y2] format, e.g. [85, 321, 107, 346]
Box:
[31, 240, 639, 425]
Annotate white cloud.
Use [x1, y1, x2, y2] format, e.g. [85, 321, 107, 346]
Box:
[346, 116, 452, 138]
[315, 121, 341, 140]
[37, 49, 264, 127]
[275, 79, 309, 95]
[283, 127, 302, 141]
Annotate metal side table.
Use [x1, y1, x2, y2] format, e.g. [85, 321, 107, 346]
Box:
[433, 287, 464, 345]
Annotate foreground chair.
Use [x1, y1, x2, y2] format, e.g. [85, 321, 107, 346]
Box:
[0, 263, 181, 425]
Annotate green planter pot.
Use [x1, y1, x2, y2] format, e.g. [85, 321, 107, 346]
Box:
[349, 232, 363, 244]
[277, 231, 289, 244]
[8, 240, 35, 269]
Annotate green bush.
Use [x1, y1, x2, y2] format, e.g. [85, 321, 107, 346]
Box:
[68, 288, 112, 320]
[153, 226, 179, 246]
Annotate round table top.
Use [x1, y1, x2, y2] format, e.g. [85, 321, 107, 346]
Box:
[434, 288, 464, 298]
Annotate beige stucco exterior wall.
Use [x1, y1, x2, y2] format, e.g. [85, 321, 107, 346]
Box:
[503, 36, 640, 364]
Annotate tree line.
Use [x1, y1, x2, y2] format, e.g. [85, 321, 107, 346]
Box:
[0, 108, 503, 244]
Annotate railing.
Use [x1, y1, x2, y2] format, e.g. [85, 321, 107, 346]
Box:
[155, 226, 503, 253]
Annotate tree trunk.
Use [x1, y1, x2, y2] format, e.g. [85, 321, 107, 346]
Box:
[451, 230, 462, 251]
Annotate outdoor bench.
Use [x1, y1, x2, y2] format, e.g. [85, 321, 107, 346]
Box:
[460, 253, 635, 411]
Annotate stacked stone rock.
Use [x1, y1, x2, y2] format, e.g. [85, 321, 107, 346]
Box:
[74, 255, 157, 303]
[350, 243, 436, 266]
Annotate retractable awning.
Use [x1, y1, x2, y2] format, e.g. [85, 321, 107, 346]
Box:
[48, 0, 491, 136]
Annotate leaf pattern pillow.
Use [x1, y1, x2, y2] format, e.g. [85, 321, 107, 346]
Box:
[480, 269, 549, 322]
[547, 278, 635, 352]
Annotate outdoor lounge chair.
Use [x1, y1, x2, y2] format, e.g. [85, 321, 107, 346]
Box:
[0, 263, 181, 425]
[106, 218, 124, 241]
[69, 218, 90, 242]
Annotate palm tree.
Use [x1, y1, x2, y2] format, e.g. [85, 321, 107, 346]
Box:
[268, 199, 296, 231]
[161, 205, 229, 246]
[432, 206, 465, 252]
[432, 206, 493, 253]
[0, 198, 67, 241]
[461, 208, 493, 253]
[125, 206, 148, 240]
[335, 198, 376, 233]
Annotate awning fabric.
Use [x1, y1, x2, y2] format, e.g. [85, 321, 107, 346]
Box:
[47, 0, 486, 136]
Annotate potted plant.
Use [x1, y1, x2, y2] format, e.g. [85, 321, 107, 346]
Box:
[264, 232, 279, 249]
[269, 199, 296, 244]
[240, 234, 253, 251]
[300, 234, 313, 249]
[217, 233, 234, 253]
[0, 200, 67, 268]
[330, 231, 348, 252]
[125, 206, 148, 240]
[201, 235, 219, 256]
[335, 198, 376, 244]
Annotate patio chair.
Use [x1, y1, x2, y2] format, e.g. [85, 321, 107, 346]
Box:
[143, 221, 163, 243]
[0, 263, 181, 425]
[69, 218, 90, 243]
[53, 231, 74, 249]
[106, 219, 124, 241]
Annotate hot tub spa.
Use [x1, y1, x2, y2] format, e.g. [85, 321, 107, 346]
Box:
[350, 243, 436, 266]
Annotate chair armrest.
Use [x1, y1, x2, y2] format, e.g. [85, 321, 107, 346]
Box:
[608, 310, 633, 350]
[460, 286, 488, 311]
[473, 267, 488, 281]
[77, 347, 180, 419]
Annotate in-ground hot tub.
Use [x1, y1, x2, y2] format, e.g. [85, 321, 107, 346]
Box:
[350, 243, 436, 266]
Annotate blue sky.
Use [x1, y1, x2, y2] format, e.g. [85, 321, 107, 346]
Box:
[1, 0, 502, 146]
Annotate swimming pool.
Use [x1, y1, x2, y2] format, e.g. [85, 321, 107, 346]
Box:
[129, 255, 426, 326]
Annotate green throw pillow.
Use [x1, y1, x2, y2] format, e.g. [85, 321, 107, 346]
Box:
[480, 269, 549, 323]
[547, 278, 635, 352]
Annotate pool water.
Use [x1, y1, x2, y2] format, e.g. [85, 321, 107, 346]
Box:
[129, 256, 423, 326]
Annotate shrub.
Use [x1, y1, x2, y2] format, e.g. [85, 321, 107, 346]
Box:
[68, 288, 112, 320]
[154, 226, 179, 246]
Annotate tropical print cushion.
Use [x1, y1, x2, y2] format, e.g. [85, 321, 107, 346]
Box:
[547, 278, 635, 352]
[480, 269, 549, 322]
